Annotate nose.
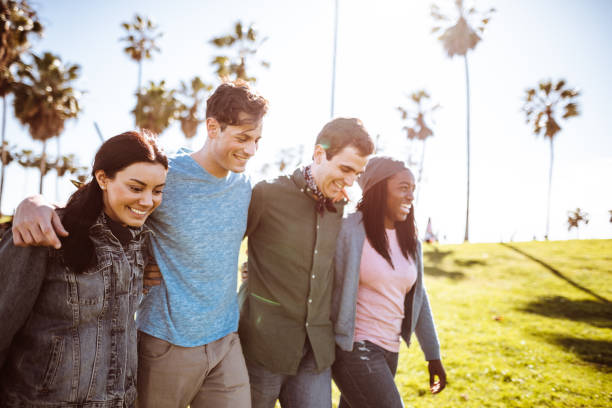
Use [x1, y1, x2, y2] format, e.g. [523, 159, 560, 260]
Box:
[139, 191, 154, 208]
[244, 140, 257, 156]
[344, 173, 357, 187]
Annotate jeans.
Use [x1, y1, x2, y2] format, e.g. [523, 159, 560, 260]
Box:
[246, 340, 332, 408]
[332, 341, 403, 408]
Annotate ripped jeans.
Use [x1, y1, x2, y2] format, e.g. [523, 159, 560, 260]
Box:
[331, 340, 404, 408]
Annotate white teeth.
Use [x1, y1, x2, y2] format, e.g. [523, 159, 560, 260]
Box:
[129, 207, 147, 215]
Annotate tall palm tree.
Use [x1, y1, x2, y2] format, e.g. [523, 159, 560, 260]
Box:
[210, 21, 269, 83]
[431, 0, 495, 242]
[12, 52, 81, 193]
[177, 76, 212, 146]
[132, 80, 182, 135]
[567, 208, 589, 239]
[522, 79, 580, 239]
[397, 90, 439, 204]
[0, 0, 42, 213]
[120, 14, 162, 122]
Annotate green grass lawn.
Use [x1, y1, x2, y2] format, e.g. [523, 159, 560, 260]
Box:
[368, 239, 612, 408]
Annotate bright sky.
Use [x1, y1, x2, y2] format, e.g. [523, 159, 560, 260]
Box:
[3, 0, 611, 243]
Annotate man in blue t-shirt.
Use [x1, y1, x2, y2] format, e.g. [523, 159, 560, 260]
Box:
[11, 80, 269, 408]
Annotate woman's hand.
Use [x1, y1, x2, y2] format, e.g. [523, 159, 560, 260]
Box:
[428, 359, 447, 394]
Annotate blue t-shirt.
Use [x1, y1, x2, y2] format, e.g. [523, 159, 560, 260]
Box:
[136, 148, 252, 347]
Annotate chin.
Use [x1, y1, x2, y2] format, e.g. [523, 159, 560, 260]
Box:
[229, 162, 247, 173]
[121, 215, 148, 227]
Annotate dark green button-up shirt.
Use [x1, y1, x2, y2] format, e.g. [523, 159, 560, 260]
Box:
[239, 167, 345, 375]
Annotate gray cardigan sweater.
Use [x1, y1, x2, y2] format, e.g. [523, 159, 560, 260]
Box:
[331, 212, 441, 361]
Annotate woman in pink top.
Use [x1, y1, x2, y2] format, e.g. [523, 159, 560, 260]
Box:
[331, 156, 446, 408]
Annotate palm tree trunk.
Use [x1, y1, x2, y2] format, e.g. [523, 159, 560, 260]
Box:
[330, 0, 339, 118]
[55, 137, 60, 201]
[415, 139, 427, 206]
[0, 96, 7, 215]
[463, 54, 471, 242]
[545, 137, 554, 240]
[39, 139, 47, 194]
[136, 60, 142, 128]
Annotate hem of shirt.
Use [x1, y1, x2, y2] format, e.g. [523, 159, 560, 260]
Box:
[137, 321, 238, 347]
[353, 335, 401, 353]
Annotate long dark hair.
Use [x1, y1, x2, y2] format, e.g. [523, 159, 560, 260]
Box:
[60, 130, 168, 273]
[357, 177, 418, 268]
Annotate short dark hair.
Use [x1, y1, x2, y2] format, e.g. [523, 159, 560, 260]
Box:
[315, 117, 374, 160]
[206, 79, 269, 130]
[61, 130, 168, 273]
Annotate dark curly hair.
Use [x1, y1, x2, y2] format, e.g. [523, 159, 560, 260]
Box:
[205, 79, 269, 130]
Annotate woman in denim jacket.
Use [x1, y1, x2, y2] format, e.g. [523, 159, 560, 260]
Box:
[331, 157, 446, 408]
[0, 131, 167, 407]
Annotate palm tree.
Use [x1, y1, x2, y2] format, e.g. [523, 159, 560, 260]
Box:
[210, 21, 269, 83]
[397, 90, 439, 203]
[567, 208, 589, 239]
[132, 80, 182, 135]
[120, 14, 162, 121]
[177, 76, 212, 146]
[12, 52, 81, 193]
[431, 0, 495, 242]
[0, 0, 42, 213]
[522, 79, 580, 239]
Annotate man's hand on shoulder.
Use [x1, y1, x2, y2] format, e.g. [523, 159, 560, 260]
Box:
[12, 195, 68, 249]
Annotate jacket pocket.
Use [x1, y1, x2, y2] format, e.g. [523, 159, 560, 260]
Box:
[41, 336, 64, 393]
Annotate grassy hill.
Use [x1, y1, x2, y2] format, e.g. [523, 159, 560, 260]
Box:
[345, 239, 611, 408]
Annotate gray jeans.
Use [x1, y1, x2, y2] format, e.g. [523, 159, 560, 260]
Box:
[246, 341, 332, 408]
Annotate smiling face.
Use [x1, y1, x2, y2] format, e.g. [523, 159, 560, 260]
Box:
[96, 162, 167, 227]
[206, 112, 263, 177]
[384, 169, 416, 229]
[311, 144, 369, 199]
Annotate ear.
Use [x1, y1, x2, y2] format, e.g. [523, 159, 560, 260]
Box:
[206, 117, 221, 140]
[313, 144, 326, 165]
[94, 170, 108, 191]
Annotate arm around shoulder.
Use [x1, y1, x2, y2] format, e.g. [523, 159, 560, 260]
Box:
[12, 194, 68, 249]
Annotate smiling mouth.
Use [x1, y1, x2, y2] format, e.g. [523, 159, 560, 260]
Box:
[128, 206, 148, 216]
[233, 153, 250, 162]
[400, 204, 412, 213]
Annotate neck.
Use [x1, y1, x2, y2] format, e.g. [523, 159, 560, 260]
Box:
[191, 143, 228, 178]
[384, 216, 395, 230]
[308, 162, 324, 193]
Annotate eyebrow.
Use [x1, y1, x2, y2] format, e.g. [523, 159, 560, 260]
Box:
[129, 178, 166, 188]
[237, 131, 262, 139]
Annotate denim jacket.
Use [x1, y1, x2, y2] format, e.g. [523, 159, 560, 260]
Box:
[0, 213, 150, 407]
[331, 212, 441, 361]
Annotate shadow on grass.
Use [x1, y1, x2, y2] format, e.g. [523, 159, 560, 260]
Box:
[501, 243, 610, 303]
[521, 296, 612, 329]
[454, 259, 487, 267]
[423, 246, 466, 280]
[548, 335, 612, 372]
[423, 266, 465, 280]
